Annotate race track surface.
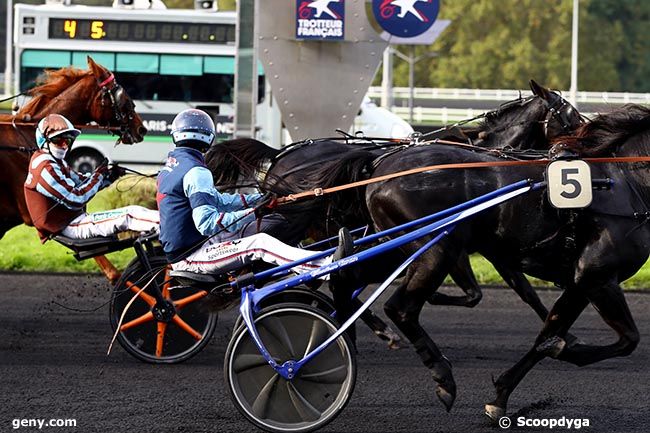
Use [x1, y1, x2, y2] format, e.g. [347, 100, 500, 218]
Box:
[0, 273, 648, 433]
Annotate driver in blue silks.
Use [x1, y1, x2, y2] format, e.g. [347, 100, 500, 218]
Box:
[156, 108, 349, 275]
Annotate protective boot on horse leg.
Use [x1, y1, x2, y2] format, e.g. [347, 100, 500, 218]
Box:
[384, 280, 457, 412]
[383, 251, 459, 412]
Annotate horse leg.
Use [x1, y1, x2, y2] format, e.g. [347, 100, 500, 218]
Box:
[492, 262, 548, 320]
[428, 251, 483, 308]
[554, 280, 640, 366]
[494, 264, 583, 347]
[356, 299, 402, 349]
[485, 288, 589, 420]
[384, 247, 459, 411]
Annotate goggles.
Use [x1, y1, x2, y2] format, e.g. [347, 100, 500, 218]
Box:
[49, 135, 75, 147]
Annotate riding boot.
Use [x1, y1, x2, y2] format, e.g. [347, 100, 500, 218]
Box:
[330, 227, 359, 345]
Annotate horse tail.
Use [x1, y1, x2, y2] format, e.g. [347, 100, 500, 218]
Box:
[204, 138, 280, 188]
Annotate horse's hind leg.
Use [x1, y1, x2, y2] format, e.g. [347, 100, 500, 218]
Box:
[384, 247, 459, 411]
[492, 262, 548, 320]
[493, 263, 581, 346]
[554, 280, 640, 366]
[356, 301, 403, 349]
[486, 287, 589, 420]
[428, 251, 483, 308]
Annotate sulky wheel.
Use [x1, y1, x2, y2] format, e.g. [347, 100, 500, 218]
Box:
[231, 287, 336, 336]
[109, 256, 218, 364]
[225, 303, 356, 433]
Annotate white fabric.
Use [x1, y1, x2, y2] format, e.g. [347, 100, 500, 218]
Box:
[60, 206, 160, 239]
[172, 232, 332, 277]
[49, 147, 67, 160]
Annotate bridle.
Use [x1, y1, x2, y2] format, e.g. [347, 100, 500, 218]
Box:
[97, 73, 137, 144]
[543, 91, 582, 137]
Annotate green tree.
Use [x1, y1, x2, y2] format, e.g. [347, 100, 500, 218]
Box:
[390, 0, 637, 91]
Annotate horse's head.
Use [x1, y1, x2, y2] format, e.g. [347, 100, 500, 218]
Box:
[86, 57, 147, 144]
[477, 81, 583, 150]
[529, 79, 583, 141]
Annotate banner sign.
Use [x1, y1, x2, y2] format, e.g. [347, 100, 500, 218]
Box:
[372, 0, 440, 38]
[296, 0, 345, 40]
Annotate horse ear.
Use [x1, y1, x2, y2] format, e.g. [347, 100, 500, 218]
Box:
[87, 56, 109, 84]
[530, 80, 548, 99]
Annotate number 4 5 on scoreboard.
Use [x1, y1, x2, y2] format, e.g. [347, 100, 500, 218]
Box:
[546, 160, 593, 209]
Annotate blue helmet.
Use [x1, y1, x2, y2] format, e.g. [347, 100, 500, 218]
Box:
[35, 114, 81, 149]
[170, 109, 215, 148]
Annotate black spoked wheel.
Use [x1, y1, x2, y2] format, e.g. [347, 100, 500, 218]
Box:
[232, 288, 336, 335]
[225, 303, 356, 433]
[109, 256, 218, 364]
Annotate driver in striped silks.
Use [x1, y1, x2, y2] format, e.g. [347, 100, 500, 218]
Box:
[23, 113, 159, 242]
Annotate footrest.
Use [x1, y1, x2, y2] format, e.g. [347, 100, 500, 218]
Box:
[169, 270, 223, 283]
[52, 233, 140, 260]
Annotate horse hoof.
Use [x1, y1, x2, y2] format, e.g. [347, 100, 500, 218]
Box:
[375, 329, 403, 349]
[484, 404, 505, 423]
[435, 384, 456, 412]
[564, 332, 583, 348]
[387, 339, 402, 350]
[536, 336, 566, 358]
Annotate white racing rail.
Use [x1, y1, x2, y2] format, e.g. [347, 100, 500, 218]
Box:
[367, 86, 650, 125]
[368, 86, 650, 105]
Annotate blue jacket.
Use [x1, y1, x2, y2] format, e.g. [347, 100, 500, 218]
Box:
[156, 147, 261, 262]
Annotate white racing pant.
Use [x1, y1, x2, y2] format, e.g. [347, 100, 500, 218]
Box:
[172, 232, 332, 276]
[60, 206, 160, 239]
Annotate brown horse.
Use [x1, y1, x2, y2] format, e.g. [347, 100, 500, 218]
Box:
[0, 57, 146, 239]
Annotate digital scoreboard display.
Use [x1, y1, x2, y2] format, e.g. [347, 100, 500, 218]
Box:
[48, 18, 236, 44]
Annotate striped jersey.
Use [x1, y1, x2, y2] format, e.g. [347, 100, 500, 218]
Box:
[24, 150, 107, 241]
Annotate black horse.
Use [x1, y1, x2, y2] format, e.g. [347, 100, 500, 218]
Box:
[341, 104, 648, 418]
[205, 80, 583, 319]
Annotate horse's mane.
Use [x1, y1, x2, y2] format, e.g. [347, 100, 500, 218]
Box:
[553, 104, 650, 156]
[477, 96, 537, 132]
[19, 67, 91, 116]
[204, 138, 281, 188]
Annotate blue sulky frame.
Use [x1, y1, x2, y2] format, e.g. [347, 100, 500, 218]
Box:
[232, 179, 545, 381]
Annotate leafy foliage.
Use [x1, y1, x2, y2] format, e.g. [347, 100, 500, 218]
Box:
[390, 0, 649, 91]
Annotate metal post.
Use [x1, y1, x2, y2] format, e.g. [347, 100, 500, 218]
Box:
[381, 46, 393, 109]
[4, 0, 12, 97]
[234, 0, 258, 138]
[569, 0, 579, 106]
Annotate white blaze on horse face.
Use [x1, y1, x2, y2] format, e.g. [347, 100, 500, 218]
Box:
[392, 0, 428, 21]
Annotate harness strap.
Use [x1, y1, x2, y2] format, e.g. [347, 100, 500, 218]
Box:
[278, 156, 650, 203]
[99, 73, 115, 87]
[0, 120, 121, 132]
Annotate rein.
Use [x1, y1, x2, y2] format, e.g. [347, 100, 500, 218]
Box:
[277, 156, 650, 204]
[0, 119, 121, 132]
[0, 120, 122, 153]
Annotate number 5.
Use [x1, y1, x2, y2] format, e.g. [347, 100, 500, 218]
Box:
[91, 21, 104, 39]
[560, 168, 581, 199]
[546, 160, 592, 209]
